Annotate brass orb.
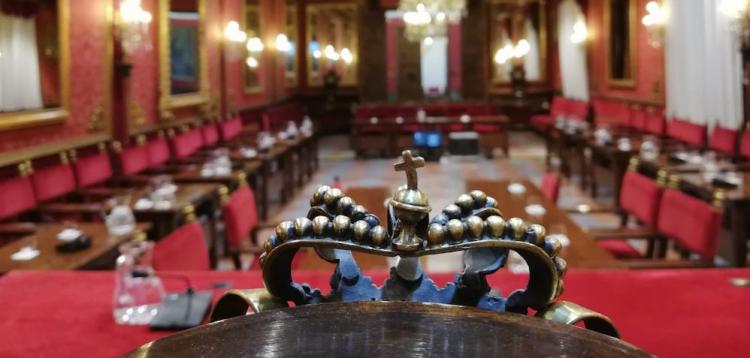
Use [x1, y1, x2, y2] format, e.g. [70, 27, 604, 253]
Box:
[333, 215, 351, 237]
[324, 188, 343, 205]
[263, 239, 273, 253]
[336, 196, 354, 213]
[443, 204, 462, 219]
[353, 220, 370, 242]
[351, 205, 367, 217]
[485, 215, 505, 238]
[455, 194, 474, 211]
[427, 223, 446, 245]
[486, 197, 498, 208]
[507, 217, 526, 240]
[312, 185, 330, 205]
[469, 190, 487, 207]
[554, 256, 568, 276]
[312, 216, 331, 236]
[294, 218, 312, 237]
[447, 219, 465, 241]
[466, 216, 484, 239]
[370, 226, 387, 246]
[545, 236, 562, 257]
[528, 224, 547, 245]
[275, 221, 293, 242]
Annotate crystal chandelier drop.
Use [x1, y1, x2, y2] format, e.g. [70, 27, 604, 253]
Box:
[398, 0, 467, 42]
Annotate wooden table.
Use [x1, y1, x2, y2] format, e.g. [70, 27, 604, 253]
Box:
[466, 179, 622, 269]
[0, 223, 149, 274]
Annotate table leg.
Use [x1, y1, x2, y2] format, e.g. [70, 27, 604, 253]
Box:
[260, 161, 270, 220]
[729, 203, 749, 267]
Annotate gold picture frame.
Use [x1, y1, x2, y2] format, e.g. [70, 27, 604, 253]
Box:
[0, 0, 71, 131]
[604, 0, 637, 87]
[242, 0, 263, 94]
[158, 0, 209, 120]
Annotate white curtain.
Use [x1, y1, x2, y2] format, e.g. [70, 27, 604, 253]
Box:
[665, 0, 743, 129]
[421, 36, 448, 96]
[524, 19, 541, 81]
[557, 0, 589, 101]
[0, 12, 43, 112]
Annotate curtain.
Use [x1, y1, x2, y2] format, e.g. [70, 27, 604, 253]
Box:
[420, 36, 448, 96]
[0, 11, 43, 112]
[557, 0, 589, 101]
[524, 19, 541, 81]
[665, 0, 743, 130]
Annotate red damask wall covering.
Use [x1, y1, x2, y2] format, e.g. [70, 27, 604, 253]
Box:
[587, 0, 664, 104]
[0, 0, 110, 153]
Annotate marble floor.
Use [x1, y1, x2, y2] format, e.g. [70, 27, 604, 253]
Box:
[220, 130, 623, 271]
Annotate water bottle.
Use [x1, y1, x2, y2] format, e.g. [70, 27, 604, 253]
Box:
[113, 240, 165, 325]
[105, 196, 136, 236]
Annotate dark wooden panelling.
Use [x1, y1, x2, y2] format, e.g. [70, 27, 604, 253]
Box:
[358, 0, 387, 102]
[461, 0, 488, 100]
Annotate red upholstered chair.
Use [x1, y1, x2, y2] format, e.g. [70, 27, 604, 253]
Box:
[708, 126, 738, 155]
[667, 118, 706, 147]
[656, 189, 722, 261]
[531, 96, 566, 130]
[31, 162, 77, 203]
[566, 99, 589, 123]
[540, 172, 561, 203]
[630, 108, 647, 132]
[0, 176, 37, 221]
[742, 131, 750, 159]
[73, 153, 113, 188]
[222, 185, 260, 269]
[118, 144, 150, 175]
[201, 123, 220, 148]
[153, 221, 211, 271]
[147, 137, 172, 168]
[586, 171, 664, 259]
[644, 111, 666, 136]
[219, 117, 243, 142]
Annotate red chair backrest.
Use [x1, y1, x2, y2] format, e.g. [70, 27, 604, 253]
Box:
[73, 153, 113, 188]
[667, 118, 706, 147]
[708, 126, 738, 155]
[31, 163, 76, 202]
[220, 117, 243, 141]
[656, 189, 722, 259]
[119, 144, 150, 175]
[630, 108, 647, 131]
[201, 124, 220, 147]
[645, 111, 666, 135]
[741, 131, 750, 159]
[593, 99, 629, 126]
[565, 99, 589, 122]
[147, 138, 171, 167]
[0, 176, 37, 220]
[223, 186, 259, 250]
[619, 171, 664, 226]
[540, 172, 561, 203]
[549, 96, 567, 117]
[153, 222, 211, 271]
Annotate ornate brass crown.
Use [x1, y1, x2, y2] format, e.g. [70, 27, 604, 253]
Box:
[212, 150, 619, 338]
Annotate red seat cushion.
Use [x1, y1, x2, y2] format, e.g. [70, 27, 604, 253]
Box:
[541, 172, 561, 203]
[597, 240, 643, 259]
[619, 171, 663, 226]
[220, 118, 243, 141]
[153, 222, 210, 271]
[31, 164, 76, 202]
[119, 145, 150, 175]
[708, 126, 738, 155]
[0, 177, 37, 220]
[73, 154, 112, 188]
[742, 131, 750, 159]
[473, 124, 501, 133]
[201, 124, 219, 147]
[657, 189, 722, 259]
[223, 186, 259, 250]
[530, 114, 554, 129]
[147, 138, 171, 167]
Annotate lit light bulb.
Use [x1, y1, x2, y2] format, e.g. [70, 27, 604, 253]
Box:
[246, 57, 259, 68]
[423, 36, 433, 46]
[246, 37, 264, 52]
[570, 19, 588, 44]
[313, 50, 322, 59]
[224, 21, 247, 43]
[275, 34, 291, 52]
[340, 48, 353, 64]
[324, 45, 339, 61]
[436, 12, 446, 22]
[514, 39, 530, 58]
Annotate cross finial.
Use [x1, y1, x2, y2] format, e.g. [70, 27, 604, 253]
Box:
[394, 150, 425, 189]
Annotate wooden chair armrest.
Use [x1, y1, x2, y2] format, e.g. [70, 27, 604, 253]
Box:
[0, 222, 39, 235]
[587, 227, 657, 240]
[34, 202, 105, 215]
[622, 259, 714, 269]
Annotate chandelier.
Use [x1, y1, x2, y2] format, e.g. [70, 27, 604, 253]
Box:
[398, 0, 467, 42]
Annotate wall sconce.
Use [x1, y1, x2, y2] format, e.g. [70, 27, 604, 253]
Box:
[570, 18, 589, 44]
[324, 45, 340, 61]
[247, 37, 265, 53]
[223, 21, 247, 59]
[274, 34, 292, 53]
[340, 48, 354, 64]
[116, 0, 153, 55]
[642, 1, 666, 48]
[720, 0, 750, 47]
[494, 39, 530, 65]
